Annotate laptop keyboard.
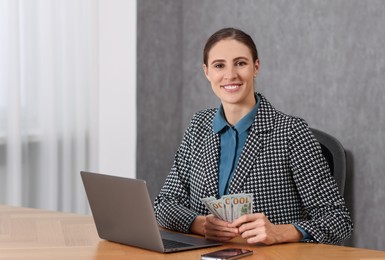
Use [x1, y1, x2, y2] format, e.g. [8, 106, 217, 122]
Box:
[162, 238, 193, 249]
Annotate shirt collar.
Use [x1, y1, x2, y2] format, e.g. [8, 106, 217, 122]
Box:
[213, 94, 261, 134]
[213, 105, 228, 134]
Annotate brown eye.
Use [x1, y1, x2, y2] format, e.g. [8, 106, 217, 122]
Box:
[235, 61, 247, 67]
[214, 63, 224, 69]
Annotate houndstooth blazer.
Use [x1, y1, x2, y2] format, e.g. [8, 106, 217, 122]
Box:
[154, 93, 353, 244]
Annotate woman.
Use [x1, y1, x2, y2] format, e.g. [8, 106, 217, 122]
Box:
[154, 28, 353, 245]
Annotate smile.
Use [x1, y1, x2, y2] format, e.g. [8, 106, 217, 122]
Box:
[222, 84, 241, 90]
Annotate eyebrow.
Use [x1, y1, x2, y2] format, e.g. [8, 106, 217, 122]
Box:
[210, 56, 250, 65]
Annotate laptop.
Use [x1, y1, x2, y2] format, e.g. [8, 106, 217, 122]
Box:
[80, 171, 222, 253]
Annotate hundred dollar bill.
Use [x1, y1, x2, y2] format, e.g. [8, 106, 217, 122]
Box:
[201, 197, 220, 217]
[201, 193, 253, 222]
[208, 198, 226, 221]
[230, 193, 253, 220]
[222, 195, 233, 222]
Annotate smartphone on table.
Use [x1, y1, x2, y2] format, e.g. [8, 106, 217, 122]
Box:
[201, 248, 253, 260]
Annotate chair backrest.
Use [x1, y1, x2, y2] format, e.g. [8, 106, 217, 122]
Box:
[310, 128, 346, 196]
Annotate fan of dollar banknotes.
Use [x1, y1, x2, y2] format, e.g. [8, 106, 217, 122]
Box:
[201, 193, 253, 223]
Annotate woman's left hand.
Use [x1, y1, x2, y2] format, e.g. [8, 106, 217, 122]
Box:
[228, 213, 302, 245]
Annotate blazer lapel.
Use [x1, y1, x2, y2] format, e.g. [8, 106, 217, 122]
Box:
[228, 94, 276, 194]
[228, 126, 263, 194]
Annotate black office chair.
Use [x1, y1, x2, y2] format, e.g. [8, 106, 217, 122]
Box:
[310, 128, 346, 196]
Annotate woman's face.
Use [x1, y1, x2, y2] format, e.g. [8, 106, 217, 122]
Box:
[203, 39, 259, 109]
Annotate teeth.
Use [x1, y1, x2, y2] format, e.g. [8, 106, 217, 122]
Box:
[224, 85, 239, 89]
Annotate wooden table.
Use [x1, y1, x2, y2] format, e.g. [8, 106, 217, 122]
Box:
[1, 205, 384, 260]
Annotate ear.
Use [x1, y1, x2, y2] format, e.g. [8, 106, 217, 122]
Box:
[254, 59, 260, 77]
[203, 64, 210, 81]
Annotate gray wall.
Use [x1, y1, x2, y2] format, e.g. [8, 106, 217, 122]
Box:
[137, 0, 385, 250]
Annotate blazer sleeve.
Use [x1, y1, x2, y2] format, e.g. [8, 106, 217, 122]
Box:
[289, 118, 353, 244]
[153, 121, 199, 233]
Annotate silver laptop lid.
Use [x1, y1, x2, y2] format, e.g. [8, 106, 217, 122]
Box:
[81, 171, 165, 252]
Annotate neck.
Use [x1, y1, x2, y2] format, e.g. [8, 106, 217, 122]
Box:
[222, 98, 256, 126]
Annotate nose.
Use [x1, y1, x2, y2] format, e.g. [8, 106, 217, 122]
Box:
[224, 65, 237, 80]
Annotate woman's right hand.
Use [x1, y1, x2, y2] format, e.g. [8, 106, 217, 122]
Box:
[203, 214, 239, 242]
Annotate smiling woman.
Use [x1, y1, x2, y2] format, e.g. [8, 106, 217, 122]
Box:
[203, 38, 259, 126]
[154, 27, 353, 246]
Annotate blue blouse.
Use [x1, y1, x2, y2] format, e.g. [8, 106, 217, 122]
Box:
[213, 95, 260, 197]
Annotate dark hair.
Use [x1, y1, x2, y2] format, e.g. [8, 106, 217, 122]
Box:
[203, 28, 258, 66]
